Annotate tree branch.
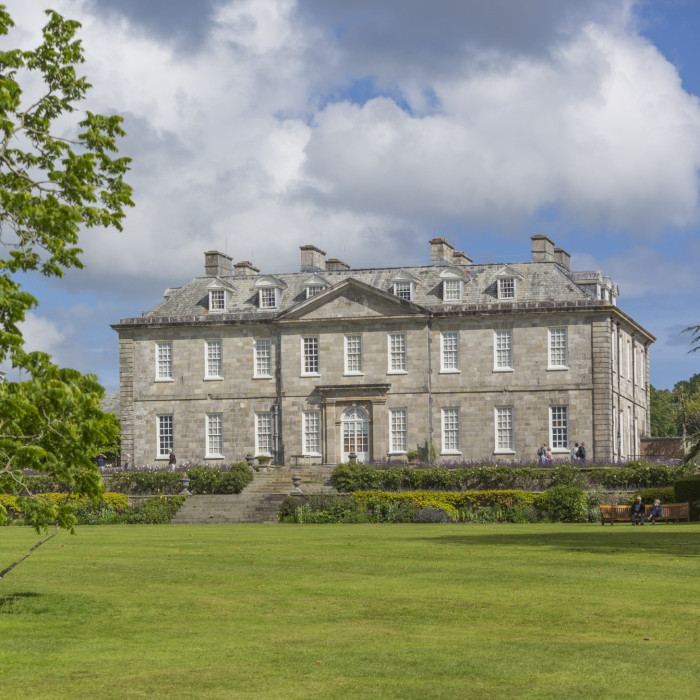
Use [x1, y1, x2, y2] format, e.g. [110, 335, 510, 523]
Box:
[0, 525, 58, 581]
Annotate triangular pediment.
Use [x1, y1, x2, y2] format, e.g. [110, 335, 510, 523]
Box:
[279, 278, 427, 321]
[303, 273, 329, 287]
[206, 277, 235, 291]
[495, 265, 523, 279]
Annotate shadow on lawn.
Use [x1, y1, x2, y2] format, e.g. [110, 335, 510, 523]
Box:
[423, 528, 700, 557]
[0, 592, 42, 614]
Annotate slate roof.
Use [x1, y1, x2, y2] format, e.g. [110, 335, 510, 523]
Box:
[128, 260, 609, 321]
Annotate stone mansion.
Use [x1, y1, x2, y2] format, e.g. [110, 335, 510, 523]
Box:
[112, 235, 654, 466]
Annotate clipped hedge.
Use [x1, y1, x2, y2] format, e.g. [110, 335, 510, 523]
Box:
[352, 489, 536, 511]
[105, 462, 253, 495]
[674, 475, 700, 521]
[535, 486, 588, 523]
[1, 492, 131, 525]
[331, 461, 693, 493]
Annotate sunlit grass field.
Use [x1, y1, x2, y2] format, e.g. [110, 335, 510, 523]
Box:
[1, 523, 699, 699]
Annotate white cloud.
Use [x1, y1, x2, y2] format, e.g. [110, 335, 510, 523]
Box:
[18, 313, 65, 356]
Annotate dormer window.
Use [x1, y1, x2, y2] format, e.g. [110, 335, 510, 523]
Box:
[302, 273, 329, 299]
[498, 278, 516, 300]
[494, 266, 522, 301]
[260, 288, 278, 308]
[206, 278, 233, 313]
[443, 279, 463, 301]
[255, 275, 286, 310]
[394, 281, 413, 300]
[439, 267, 468, 303]
[209, 289, 226, 311]
[391, 270, 419, 302]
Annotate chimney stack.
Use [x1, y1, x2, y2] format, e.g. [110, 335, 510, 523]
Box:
[205, 250, 233, 277]
[452, 250, 472, 266]
[300, 244, 326, 272]
[233, 260, 260, 277]
[326, 258, 350, 271]
[554, 247, 571, 270]
[430, 237, 455, 265]
[531, 235, 555, 263]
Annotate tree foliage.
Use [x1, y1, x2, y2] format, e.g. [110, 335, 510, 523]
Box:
[681, 327, 700, 467]
[0, 6, 132, 575]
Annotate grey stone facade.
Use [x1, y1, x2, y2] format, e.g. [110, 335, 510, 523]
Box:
[112, 236, 654, 466]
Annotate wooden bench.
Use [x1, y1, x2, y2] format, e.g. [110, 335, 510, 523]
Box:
[599, 503, 690, 525]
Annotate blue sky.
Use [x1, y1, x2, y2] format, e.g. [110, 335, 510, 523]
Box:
[3, 0, 700, 394]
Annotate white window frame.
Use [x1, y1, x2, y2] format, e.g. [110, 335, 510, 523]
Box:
[440, 331, 460, 373]
[306, 285, 324, 298]
[155, 341, 173, 381]
[626, 340, 632, 382]
[344, 334, 363, 375]
[497, 277, 517, 300]
[302, 336, 320, 376]
[443, 279, 463, 302]
[302, 410, 321, 456]
[157, 414, 173, 457]
[255, 412, 273, 456]
[441, 407, 461, 454]
[208, 288, 226, 312]
[389, 408, 408, 453]
[205, 340, 223, 380]
[550, 406, 569, 451]
[548, 327, 568, 370]
[494, 407, 514, 453]
[254, 338, 272, 378]
[259, 287, 279, 309]
[494, 330, 513, 371]
[206, 413, 224, 458]
[393, 281, 414, 301]
[388, 332, 407, 373]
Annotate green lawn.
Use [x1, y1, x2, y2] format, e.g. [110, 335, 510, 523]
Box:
[1, 524, 699, 699]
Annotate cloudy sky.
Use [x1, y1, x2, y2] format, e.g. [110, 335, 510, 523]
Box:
[4, 0, 700, 393]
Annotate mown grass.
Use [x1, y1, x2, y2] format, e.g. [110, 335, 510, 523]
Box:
[1, 524, 699, 699]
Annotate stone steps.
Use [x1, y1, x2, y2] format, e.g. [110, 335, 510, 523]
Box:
[170, 465, 337, 524]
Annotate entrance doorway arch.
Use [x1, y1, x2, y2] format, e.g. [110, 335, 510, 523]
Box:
[341, 407, 370, 462]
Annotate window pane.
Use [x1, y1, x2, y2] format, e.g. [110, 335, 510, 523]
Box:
[210, 289, 225, 310]
[442, 408, 460, 451]
[550, 406, 568, 449]
[256, 412, 273, 455]
[207, 413, 223, 455]
[495, 330, 513, 368]
[441, 332, 459, 370]
[157, 415, 173, 456]
[389, 333, 406, 371]
[499, 278, 515, 299]
[394, 282, 412, 300]
[303, 411, 321, 455]
[390, 408, 407, 452]
[156, 342, 172, 379]
[549, 328, 568, 367]
[255, 338, 271, 376]
[444, 279, 461, 301]
[496, 407, 513, 450]
[345, 335, 363, 372]
[260, 288, 277, 308]
[206, 340, 222, 378]
[303, 337, 319, 373]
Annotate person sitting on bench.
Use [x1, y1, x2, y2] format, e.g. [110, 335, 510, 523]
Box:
[630, 496, 645, 525]
[646, 499, 663, 523]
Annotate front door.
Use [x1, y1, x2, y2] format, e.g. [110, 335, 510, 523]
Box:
[341, 407, 370, 462]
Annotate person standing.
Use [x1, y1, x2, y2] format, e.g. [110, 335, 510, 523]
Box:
[570, 443, 579, 463]
[168, 448, 177, 470]
[577, 442, 586, 463]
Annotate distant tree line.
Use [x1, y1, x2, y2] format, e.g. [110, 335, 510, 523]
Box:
[650, 373, 700, 439]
